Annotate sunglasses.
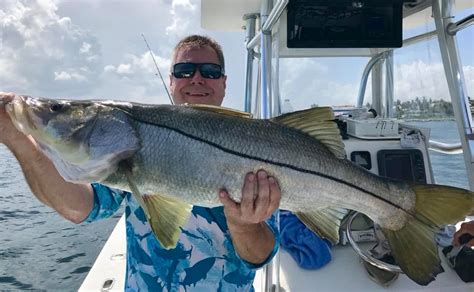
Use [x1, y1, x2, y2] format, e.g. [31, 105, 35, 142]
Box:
[172, 63, 225, 79]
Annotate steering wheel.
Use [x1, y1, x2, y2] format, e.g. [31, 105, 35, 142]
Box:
[345, 212, 403, 273]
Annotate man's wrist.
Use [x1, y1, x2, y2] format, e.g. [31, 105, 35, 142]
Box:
[4, 134, 40, 160]
[227, 221, 267, 234]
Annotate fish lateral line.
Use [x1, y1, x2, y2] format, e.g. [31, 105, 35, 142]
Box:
[124, 113, 415, 217]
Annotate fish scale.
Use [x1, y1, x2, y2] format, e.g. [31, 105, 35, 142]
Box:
[102, 110, 407, 227]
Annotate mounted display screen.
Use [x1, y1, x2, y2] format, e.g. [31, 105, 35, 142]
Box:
[351, 151, 372, 170]
[377, 149, 426, 183]
[287, 0, 403, 48]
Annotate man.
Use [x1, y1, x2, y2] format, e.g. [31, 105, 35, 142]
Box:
[0, 35, 281, 291]
[453, 221, 474, 247]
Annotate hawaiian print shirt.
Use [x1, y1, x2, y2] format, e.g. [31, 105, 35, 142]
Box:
[85, 183, 280, 291]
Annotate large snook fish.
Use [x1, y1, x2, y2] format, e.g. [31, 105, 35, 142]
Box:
[5, 95, 473, 285]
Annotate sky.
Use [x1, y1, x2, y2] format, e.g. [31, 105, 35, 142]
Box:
[0, 0, 473, 111]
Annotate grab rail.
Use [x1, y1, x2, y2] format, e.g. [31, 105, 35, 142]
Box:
[447, 14, 474, 35]
[428, 140, 463, 154]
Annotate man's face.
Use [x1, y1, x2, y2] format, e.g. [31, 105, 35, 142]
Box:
[170, 46, 227, 106]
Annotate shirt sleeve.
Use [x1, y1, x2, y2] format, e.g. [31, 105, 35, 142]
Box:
[240, 210, 281, 270]
[82, 183, 128, 223]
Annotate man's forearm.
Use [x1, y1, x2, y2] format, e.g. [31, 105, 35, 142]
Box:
[228, 222, 275, 265]
[6, 135, 94, 223]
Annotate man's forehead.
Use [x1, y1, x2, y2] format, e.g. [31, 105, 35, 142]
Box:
[174, 46, 219, 63]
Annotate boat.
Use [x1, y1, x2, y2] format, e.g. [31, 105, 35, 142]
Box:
[79, 0, 474, 290]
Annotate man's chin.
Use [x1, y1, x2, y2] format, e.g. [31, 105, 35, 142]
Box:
[184, 95, 216, 105]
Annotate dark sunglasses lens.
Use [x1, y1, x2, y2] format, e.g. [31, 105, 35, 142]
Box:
[173, 63, 196, 78]
[199, 64, 223, 79]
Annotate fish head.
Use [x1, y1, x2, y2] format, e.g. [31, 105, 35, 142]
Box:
[6, 95, 102, 162]
[6, 96, 140, 183]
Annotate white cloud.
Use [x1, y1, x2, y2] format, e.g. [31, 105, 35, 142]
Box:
[1, 0, 471, 109]
[98, 51, 172, 103]
[279, 59, 360, 108]
[279, 58, 474, 111]
[394, 60, 474, 101]
[80, 42, 91, 54]
[104, 52, 171, 77]
[0, 0, 101, 96]
[166, 0, 200, 38]
[54, 71, 86, 82]
[116, 63, 132, 75]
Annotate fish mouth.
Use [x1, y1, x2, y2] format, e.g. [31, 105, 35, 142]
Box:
[6, 96, 44, 135]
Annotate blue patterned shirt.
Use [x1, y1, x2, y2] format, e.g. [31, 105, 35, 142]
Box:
[85, 183, 280, 291]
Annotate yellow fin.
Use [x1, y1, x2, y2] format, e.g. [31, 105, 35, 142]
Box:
[185, 103, 252, 118]
[382, 218, 442, 286]
[412, 184, 474, 226]
[382, 184, 474, 285]
[272, 107, 345, 159]
[121, 161, 192, 249]
[143, 194, 192, 249]
[296, 208, 348, 244]
[121, 161, 152, 220]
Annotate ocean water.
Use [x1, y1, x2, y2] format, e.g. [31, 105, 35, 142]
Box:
[408, 120, 469, 189]
[0, 145, 122, 291]
[0, 120, 470, 290]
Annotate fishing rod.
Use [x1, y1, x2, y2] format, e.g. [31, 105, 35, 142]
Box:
[141, 34, 174, 105]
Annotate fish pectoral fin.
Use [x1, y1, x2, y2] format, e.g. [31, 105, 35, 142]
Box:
[271, 107, 345, 159]
[143, 194, 193, 250]
[184, 104, 252, 118]
[381, 184, 473, 286]
[296, 208, 349, 245]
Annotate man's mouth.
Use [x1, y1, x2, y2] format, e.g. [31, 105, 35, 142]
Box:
[185, 92, 210, 97]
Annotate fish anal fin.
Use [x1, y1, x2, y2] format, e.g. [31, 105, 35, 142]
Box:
[271, 107, 345, 159]
[296, 208, 348, 245]
[185, 104, 252, 118]
[143, 194, 192, 250]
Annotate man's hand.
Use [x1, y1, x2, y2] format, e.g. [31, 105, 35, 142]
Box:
[0, 92, 23, 146]
[219, 170, 281, 264]
[452, 221, 474, 247]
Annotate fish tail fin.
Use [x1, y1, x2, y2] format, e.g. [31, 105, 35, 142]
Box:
[382, 184, 473, 285]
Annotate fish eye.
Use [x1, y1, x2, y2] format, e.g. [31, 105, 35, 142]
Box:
[50, 103, 64, 112]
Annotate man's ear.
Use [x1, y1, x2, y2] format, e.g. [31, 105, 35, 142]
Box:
[223, 75, 227, 89]
[169, 74, 174, 88]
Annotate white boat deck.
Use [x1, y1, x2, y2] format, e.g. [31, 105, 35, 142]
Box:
[80, 215, 474, 292]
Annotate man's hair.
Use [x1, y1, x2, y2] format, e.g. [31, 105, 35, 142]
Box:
[172, 35, 225, 72]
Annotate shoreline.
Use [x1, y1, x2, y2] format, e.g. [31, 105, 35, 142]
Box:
[401, 117, 455, 122]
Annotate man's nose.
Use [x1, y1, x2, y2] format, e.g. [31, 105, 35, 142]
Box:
[190, 70, 205, 84]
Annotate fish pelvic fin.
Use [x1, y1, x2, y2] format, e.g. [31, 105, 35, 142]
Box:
[143, 194, 192, 250]
[121, 161, 192, 249]
[382, 184, 474, 286]
[271, 107, 345, 159]
[296, 208, 349, 244]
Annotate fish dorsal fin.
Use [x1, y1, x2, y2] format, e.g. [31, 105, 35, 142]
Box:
[184, 103, 252, 118]
[272, 107, 345, 159]
[121, 161, 192, 249]
[296, 208, 349, 245]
